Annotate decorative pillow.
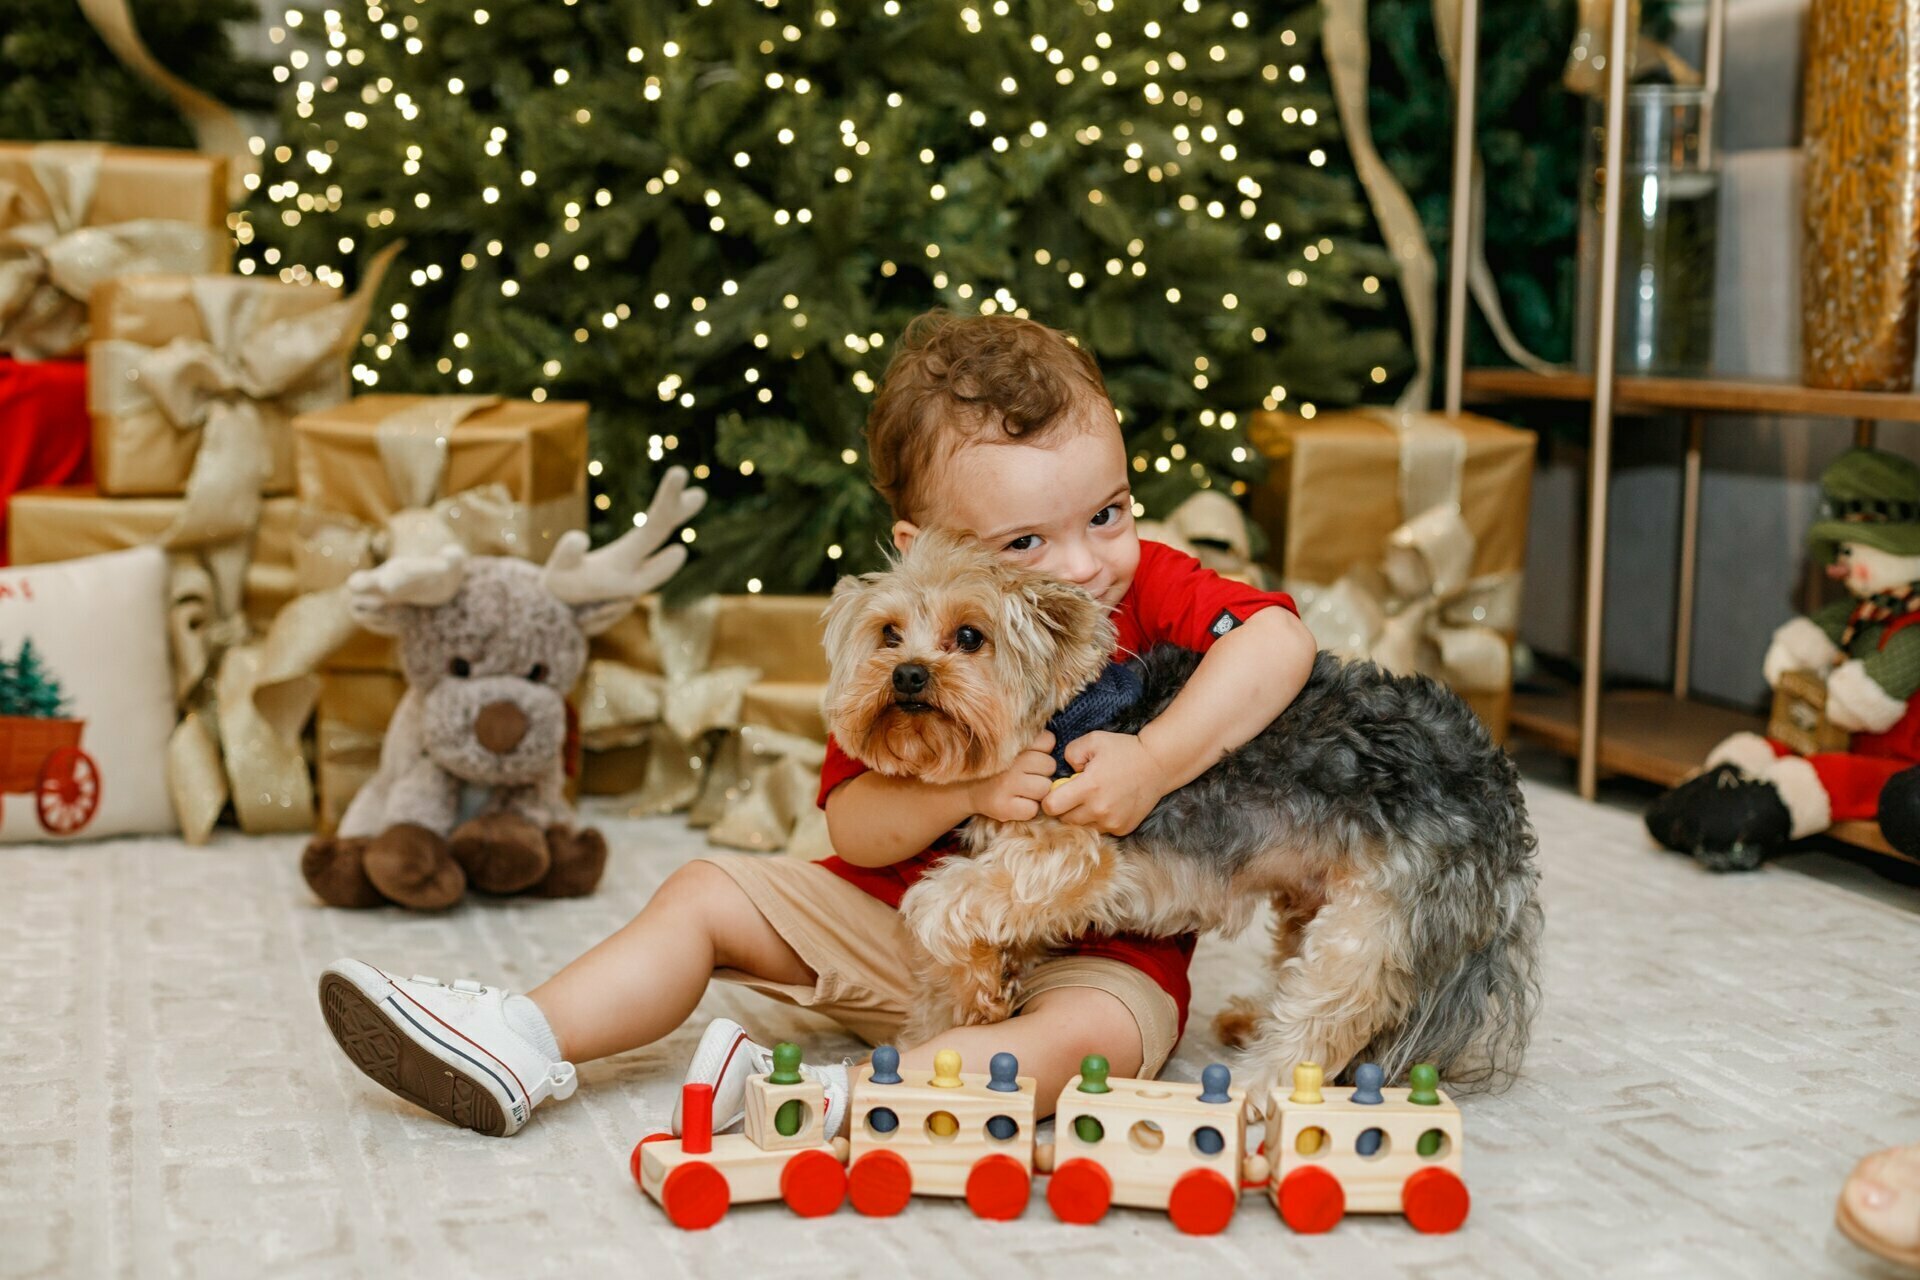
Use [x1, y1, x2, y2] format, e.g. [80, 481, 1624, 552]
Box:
[0, 546, 176, 841]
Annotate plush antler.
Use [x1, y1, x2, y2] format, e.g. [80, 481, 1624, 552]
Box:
[543, 466, 707, 604]
[348, 549, 469, 609]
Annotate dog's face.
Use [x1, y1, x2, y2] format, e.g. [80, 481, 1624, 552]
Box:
[822, 530, 1116, 784]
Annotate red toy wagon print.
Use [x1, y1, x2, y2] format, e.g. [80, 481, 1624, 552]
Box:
[0, 715, 100, 834]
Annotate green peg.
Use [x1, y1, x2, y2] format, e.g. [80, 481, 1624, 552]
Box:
[1077, 1055, 1111, 1094]
[775, 1099, 804, 1136]
[770, 1042, 803, 1085]
[1074, 1115, 1105, 1143]
[1417, 1129, 1443, 1156]
[1408, 1062, 1440, 1105]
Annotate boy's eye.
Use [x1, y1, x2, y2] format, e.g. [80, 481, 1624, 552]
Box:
[881, 623, 903, 647]
[1005, 535, 1040, 553]
[1091, 503, 1120, 527]
[954, 625, 985, 653]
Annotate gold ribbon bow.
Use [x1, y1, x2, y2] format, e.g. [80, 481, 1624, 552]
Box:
[1287, 411, 1519, 694]
[0, 143, 225, 361]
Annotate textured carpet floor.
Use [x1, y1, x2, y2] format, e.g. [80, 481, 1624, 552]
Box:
[5, 781, 1918, 1279]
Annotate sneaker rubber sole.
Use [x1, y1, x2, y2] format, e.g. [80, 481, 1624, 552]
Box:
[319, 969, 513, 1137]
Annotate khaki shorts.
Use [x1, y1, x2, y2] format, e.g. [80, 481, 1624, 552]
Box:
[700, 853, 1179, 1077]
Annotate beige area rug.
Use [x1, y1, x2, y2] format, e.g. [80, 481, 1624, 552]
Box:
[5, 781, 1918, 1280]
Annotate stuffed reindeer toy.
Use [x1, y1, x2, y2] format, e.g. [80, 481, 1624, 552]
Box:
[301, 468, 705, 911]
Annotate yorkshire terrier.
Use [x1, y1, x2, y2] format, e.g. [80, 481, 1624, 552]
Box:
[823, 531, 1543, 1094]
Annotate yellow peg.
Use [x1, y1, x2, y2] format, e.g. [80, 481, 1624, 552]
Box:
[1050, 774, 1076, 790]
[930, 1048, 964, 1088]
[1289, 1061, 1324, 1105]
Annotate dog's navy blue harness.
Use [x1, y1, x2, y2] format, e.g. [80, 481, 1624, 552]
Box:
[1045, 662, 1144, 779]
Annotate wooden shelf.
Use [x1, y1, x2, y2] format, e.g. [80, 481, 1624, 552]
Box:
[1510, 686, 1916, 865]
[1462, 368, 1920, 422]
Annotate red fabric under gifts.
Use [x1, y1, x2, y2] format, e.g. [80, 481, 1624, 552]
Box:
[0, 358, 93, 565]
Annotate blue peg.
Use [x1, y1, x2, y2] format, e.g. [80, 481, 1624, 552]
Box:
[869, 1045, 902, 1085]
[1193, 1125, 1225, 1156]
[1199, 1063, 1232, 1104]
[988, 1052, 1020, 1092]
[987, 1115, 1018, 1140]
[1351, 1062, 1384, 1105]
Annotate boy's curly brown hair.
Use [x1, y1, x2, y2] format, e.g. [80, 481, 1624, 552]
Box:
[865, 309, 1112, 522]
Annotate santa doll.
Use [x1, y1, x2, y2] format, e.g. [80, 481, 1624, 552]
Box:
[1647, 448, 1920, 870]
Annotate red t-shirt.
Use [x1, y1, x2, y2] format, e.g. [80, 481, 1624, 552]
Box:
[813, 540, 1299, 1039]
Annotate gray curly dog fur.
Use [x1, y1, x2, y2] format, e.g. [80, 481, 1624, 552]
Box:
[1116, 646, 1543, 1092]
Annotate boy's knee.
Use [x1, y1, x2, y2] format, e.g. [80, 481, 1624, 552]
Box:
[1025, 985, 1145, 1077]
[654, 859, 747, 920]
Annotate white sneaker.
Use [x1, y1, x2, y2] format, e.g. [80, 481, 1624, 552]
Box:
[318, 959, 577, 1137]
[673, 1018, 848, 1139]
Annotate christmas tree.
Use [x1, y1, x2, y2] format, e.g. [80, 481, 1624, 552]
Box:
[0, 0, 272, 148]
[245, 0, 1406, 597]
[0, 639, 70, 720]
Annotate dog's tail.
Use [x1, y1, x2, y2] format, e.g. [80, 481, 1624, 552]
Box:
[1358, 860, 1544, 1094]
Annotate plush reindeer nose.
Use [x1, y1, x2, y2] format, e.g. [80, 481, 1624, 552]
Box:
[475, 700, 529, 754]
[892, 662, 931, 697]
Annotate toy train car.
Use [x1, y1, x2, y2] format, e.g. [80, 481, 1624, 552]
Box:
[632, 1045, 1467, 1236]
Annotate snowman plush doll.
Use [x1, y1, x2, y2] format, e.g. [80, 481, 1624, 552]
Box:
[1648, 448, 1920, 870]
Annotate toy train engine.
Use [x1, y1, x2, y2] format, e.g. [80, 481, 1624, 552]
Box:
[1267, 1061, 1469, 1234]
[847, 1046, 1038, 1220]
[1045, 1056, 1250, 1235]
[632, 1044, 849, 1229]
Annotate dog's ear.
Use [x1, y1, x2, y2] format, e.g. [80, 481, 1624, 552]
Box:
[821, 569, 882, 659]
[1006, 574, 1114, 704]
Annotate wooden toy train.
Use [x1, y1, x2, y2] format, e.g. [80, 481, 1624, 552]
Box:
[631, 1046, 1468, 1235]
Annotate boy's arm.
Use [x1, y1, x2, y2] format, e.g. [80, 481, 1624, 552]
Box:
[823, 773, 974, 868]
[1044, 606, 1317, 832]
[1138, 605, 1317, 787]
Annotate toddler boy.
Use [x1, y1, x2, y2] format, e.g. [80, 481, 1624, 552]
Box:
[318, 310, 1316, 1137]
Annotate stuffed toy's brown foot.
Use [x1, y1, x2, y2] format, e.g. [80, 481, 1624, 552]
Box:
[449, 813, 552, 894]
[301, 835, 385, 909]
[527, 825, 609, 899]
[363, 824, 467, 910]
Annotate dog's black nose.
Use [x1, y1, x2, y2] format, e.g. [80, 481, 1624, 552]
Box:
[892, 662, 930, 697]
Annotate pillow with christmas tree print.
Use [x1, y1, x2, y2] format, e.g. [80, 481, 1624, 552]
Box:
[0, 546, 175, 841]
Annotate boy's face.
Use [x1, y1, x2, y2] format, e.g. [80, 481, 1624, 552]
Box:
[892, 404, 1140, 610]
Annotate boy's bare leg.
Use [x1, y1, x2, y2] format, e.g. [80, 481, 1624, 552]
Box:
[897, 986, 1145, 1118]
[529, 862, 814, 1063]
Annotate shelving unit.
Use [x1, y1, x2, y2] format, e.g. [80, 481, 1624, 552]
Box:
[1445, 0, 1913, 866]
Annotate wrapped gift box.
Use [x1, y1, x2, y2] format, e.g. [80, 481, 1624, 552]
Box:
[291, 393, 589, 672]
[0, 358, 92, 565]
[87, 274, 354, 498]
[1247, 409, 1535, 740]
[8, 485, 298, 637]
[0, 143, 229, 361]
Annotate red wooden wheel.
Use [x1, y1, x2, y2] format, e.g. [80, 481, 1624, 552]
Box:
[36, 747, 99, 834]
[848, 1149, 913, 1217]
[1276, 1165, 1345, 1233]
[661, 1160, 729, 1230]
[1401, 1166, 1470, 1233]
[781, 1148, 848, 1218]
[964, 1153, 1031, 1220]
[629, 1131, 676, 1188]
[1046, 1157, 1113, 1225]
[1168, 1167, 1237, 1235]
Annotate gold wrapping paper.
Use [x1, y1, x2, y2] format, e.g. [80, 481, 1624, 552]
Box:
[88, 274, 350, 496]
[1248, 410, 1533, 592]
[6, 485, 296, 636]
[0, 142, 229, 360]
[315, 669, 405, 834]
[1801, 0, 1920, 391]
[293, 394, 590, 671]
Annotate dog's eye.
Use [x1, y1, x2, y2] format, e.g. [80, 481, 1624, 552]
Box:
[528, 663, 548, 683]
[881, 624, 903, 648]
[954, 625, 985, 653]
[449, 657, 472, 678]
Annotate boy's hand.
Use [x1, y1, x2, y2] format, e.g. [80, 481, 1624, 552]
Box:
[966, 731, 1057, 822]
[1042, 731, 1167, 835]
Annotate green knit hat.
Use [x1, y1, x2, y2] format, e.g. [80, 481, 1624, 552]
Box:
[1808, 448, 1920, 560]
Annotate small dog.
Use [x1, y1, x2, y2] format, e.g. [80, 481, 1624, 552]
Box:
[823, 531, 1542, 1094]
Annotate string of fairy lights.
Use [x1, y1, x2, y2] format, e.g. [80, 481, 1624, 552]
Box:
[242, 0, 1392, 588]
